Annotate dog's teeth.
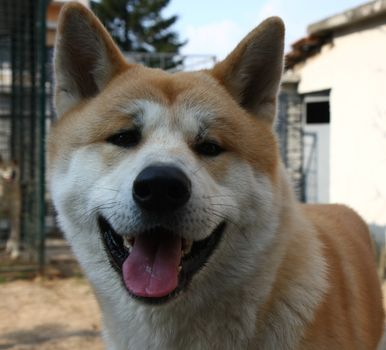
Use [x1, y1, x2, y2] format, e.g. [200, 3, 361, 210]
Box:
[182, 239, 193, 256]
[123, 237, 134, 250]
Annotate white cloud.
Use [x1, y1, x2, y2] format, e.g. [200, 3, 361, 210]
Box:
[179, 0, 299, 61]
[181, 20, 244, 61]
[254, 0, 306, 51]
[255, 0, 283, 22]
[169, 0, 368, 60]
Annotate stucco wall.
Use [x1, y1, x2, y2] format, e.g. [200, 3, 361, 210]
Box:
[292, 22, 386, 226]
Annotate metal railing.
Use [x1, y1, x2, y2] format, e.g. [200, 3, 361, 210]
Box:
[125, 52, 217, 72]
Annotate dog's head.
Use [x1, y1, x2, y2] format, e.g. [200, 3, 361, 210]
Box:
[48, 3, 284, 305]
[0, 155, 18, 183]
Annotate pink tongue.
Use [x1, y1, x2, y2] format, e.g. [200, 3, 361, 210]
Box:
[122, 232, 181, 298]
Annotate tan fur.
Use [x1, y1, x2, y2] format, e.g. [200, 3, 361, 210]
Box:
[0, 157, 21, 259]
[47, 3, 384, 349]
[300, 205, 384, 349]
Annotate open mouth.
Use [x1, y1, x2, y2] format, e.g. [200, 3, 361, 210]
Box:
[98, 216, 225, 304]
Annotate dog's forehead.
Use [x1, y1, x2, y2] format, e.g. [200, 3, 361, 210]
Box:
[119, 99, 214, 136]
[104, 68, 230, 134]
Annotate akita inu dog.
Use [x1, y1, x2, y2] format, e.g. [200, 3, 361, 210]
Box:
[47, 3, 384, 349]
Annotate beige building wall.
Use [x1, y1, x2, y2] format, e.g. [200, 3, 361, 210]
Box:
[292, 22, 386, 226]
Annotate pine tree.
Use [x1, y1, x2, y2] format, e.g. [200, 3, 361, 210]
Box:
[91, 0, 186, 69]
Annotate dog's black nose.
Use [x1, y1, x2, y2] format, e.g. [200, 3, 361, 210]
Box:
[133, 165, 191, 212]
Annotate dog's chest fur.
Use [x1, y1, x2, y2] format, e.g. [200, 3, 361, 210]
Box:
[101, 295, 256, 349]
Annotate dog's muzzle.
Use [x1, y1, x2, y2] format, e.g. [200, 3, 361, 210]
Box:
[99, 165, 226, 304]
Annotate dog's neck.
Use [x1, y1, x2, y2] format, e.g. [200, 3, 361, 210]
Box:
[252, 169, 328, 349]
[98, 279, 258, 349]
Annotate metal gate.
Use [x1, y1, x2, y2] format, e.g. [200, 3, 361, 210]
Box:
[0, 0, 47, 270]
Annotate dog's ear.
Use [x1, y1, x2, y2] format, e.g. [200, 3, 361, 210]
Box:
[210, 17, 284, 124]
[54, 2, 129, 117]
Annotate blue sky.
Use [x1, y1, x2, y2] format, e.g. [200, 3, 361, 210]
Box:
[164, 0, 368, 59]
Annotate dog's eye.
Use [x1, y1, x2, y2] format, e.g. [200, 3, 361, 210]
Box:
[106, 129, 141, 148]
[195, 141, 224, 157]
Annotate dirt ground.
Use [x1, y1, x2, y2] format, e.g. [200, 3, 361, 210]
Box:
[1, 277, 386, 350]
[0, 277, 103, 350]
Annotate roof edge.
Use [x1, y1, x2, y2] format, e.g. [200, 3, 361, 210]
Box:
[308, 0, 386, 36]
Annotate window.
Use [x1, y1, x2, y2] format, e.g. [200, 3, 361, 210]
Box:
[306, 101, 330, 124]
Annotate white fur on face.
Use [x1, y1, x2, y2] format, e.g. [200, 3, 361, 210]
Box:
[50, 100, 279, 349]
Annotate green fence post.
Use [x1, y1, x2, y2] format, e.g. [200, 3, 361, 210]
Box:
[37, 0, 47, 273]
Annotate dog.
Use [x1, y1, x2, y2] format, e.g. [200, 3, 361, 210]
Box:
[47, 3, 384, 349]
[0, 155, 21, 259]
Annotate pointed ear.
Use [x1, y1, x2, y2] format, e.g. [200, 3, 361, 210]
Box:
[210, 17, 284, 124]
[54, 2, 129, 117]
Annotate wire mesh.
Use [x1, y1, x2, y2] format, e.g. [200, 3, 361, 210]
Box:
[0, 0, 46, 270]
